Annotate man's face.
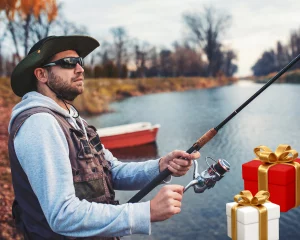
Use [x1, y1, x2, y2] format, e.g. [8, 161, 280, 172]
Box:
[46, 50, 85, 101]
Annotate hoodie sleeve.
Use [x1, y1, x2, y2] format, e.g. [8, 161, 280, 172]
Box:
[102, 147, 171, 190]
[14, 113, 151, 237]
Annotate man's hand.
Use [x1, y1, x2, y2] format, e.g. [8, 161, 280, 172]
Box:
[150, 185, 184, 222]
[159, 150, 200, 177]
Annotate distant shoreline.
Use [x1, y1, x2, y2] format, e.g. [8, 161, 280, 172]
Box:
[74, 76, 238, 115]
[238, 69, 300, 84]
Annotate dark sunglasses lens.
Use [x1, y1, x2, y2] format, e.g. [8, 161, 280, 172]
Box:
[61, 63, 76, 69]
[61, 57, 83, 69]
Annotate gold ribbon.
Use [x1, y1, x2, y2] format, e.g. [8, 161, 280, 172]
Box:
[231, 190, 269, 240]
[254, 144, 300, 207]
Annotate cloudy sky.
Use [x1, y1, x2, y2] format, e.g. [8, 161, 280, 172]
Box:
[61, 1, 300, 76]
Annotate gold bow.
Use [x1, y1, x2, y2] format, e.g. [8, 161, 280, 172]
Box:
[254, 144, 298, 164]
[254, 144, 300, 207]
[231, 190, 269, 240]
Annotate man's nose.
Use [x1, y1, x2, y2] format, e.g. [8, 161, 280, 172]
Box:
[75, 63, 84, 73]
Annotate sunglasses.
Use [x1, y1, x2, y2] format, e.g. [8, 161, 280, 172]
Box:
[42, 57, 84, 69]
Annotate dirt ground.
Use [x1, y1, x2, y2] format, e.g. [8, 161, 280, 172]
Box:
[0, 99, 22, 239]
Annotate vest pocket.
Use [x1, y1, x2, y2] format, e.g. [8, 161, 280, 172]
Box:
[86, 125, 103, 153]
[78, 139, 94, 160]
[74, 178, 106, 200]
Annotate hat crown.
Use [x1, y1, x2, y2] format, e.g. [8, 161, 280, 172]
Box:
[28, 36, 57, 55]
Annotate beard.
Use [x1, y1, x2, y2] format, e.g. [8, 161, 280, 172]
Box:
[47, 70, 84, 101]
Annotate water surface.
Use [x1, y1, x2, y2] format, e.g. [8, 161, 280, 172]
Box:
[86, 81, 300, 240]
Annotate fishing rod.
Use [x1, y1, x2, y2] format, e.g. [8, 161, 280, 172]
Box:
[127, 53, 300, 203]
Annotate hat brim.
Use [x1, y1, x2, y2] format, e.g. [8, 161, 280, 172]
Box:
[11, 35, 100, 97]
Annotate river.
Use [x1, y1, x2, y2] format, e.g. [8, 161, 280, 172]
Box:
[86, 81, 300, 240]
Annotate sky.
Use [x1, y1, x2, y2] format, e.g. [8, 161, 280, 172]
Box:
[1, 0, 298, 77]
[59, 0, 300, 77]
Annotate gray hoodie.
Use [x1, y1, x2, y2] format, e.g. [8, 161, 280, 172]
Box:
[8, 91, 161, 238]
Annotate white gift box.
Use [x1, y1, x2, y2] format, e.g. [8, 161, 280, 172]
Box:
[226, 202, 280, 240]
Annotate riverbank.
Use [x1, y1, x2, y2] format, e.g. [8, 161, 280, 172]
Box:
[0, 76, 235, 239]
[74, 76, 237, 115]
[242, 69, 300, 83]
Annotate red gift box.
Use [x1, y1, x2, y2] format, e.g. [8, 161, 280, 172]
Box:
[242, 158, 300, 212]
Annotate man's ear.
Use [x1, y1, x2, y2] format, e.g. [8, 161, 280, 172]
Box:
[34, 68, 48, 83]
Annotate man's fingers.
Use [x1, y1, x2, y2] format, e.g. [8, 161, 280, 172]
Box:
[170, 191, 183, 201]
[168, 163, 186, 174]
[172, 150, 200, 161]
[163, 184, 184, 194]
[167, 164, 190, 177]
[173, 158, 193, 167]
[191, 151, 201, 159]
[160, 150, 200, 177]
[173, 206, 181, 214]
[169, 161, 191, 171]
[172, 200, 182, 208]
[172, 150, 193, 160]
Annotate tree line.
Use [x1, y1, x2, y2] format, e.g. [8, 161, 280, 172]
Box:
[0, 1, 238, 79]
[252, 28, 300, 76]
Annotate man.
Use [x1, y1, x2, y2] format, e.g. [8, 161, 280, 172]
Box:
[8, 35, 200, 239]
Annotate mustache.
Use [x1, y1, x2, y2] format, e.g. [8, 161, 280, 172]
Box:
[72, 73, 84, 82]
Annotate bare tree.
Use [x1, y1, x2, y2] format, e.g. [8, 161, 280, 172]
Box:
[5, 18, 23, 61]
[0, 17, 8, 76]
[222, 49, 237, 77]
[134, 41, 154, 78]
[252, 26, 300, 76]
[276, 41, 290, 70]
[110, 27, 129, 78]
[94, 41, 114, 65]
[145, 47, 160, 77]
[290, 29, 300, 59]
[183, 6, 231, 76]
[29, 3, 64, 44]
[172, 41, 206, 77]
[159, 49, 173, 77]
[0, 0, 58, 59]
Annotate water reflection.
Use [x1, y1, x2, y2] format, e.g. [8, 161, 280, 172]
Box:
[109, 142, 159, 162]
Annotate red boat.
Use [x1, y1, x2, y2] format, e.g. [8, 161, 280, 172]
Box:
[97, 122, 160, 149]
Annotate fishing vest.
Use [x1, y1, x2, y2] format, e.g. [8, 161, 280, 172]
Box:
[8, 107, 120, 240]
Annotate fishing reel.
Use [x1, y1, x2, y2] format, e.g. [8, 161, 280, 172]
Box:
[184, 156, 230, 193]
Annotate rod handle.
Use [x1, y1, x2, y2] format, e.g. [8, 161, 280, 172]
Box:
[194, 128, 218, 149]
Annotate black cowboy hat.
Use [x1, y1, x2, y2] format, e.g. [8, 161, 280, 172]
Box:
[11, 35, 100, 97]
